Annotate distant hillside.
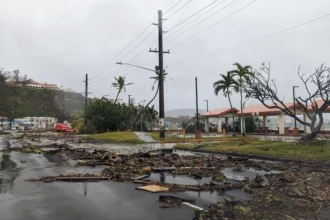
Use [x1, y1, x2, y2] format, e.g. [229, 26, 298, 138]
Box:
[165, 109, 207, 117]
[0, 85, 84, 121]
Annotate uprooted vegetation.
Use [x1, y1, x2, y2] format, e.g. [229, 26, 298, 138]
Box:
[5, 137, 330, 219]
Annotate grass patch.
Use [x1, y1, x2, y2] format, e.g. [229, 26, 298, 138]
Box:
[90, 132, 144, 144]
[148, 132, 256, 143]
[174, 138, 330, 162]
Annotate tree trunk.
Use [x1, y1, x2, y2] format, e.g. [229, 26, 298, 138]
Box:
[227, 91, 235, 136]
[133, 86, 159, 127]
[240, 79, 245, 136]
[114, 91, 120, 104]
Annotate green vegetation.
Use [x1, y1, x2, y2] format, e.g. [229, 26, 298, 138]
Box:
[213, 71, 239, 136]
[0, 85, 84, 120]
[90, 132, 144, 144]
[174, 138, 330, 162]
[87, 97, 157, 133]
[148, 132, 253, 143]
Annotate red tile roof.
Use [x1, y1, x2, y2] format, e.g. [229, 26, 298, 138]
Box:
[237, 99, 330, 116]
[203, 108, 239, 117]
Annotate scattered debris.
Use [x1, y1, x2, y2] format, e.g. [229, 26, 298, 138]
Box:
[182, 202, 204, 211]
[136, 184, 169, 193]
[131, 175, 150, 180]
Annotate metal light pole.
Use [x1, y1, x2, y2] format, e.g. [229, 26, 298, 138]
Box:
[128, 95, 131, 131]
[140, 100, 147, 132]
[293, 86, 299, 128]
[204, 100, 209, 112]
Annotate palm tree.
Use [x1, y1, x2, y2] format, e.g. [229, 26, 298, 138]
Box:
[133, 70, 169, 127]
[213, 72, 239, 136]
[228, 63, 253, 136]
[112, 76, 133, 104]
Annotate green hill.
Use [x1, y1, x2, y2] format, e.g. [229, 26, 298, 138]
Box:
[0, 85, 84, 121]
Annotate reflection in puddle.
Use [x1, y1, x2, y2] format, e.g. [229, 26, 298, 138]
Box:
[221, 167, 279, 181]
[185, 189, 251, 204]
[146, 173, 212, 185]
[0, 154, 19, 194]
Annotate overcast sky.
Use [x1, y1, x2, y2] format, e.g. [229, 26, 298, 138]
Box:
[1, 0, 329, 111]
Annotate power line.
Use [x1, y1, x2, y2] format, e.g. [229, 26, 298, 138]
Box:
[88, 0, 183, 80]
[167, 0, 218, 32]
[89, 22, 154, 78]
[175, 13, 330, 65]
[169, 0, 258, 49]
[163, 0, 184, 16]
[164, 0, 228, 43]
[166, 0, 192, 20]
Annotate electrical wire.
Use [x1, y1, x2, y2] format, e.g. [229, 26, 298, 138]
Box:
[89, 22, 154, 78]
[164, 0, 228, 42]
[166, 0, 192, 20]
[167, 0, 218, 32]
[175, 13, 330, 65]
[88, 0, 183, 81]
[163, 0, 184, 16]
[169, 0, 258, 49]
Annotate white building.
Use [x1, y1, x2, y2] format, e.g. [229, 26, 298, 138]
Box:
[19, 117, 58, 129]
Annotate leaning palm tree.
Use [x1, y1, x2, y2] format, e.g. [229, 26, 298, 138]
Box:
[213, 72, 239, 136]
[112, 76, 133, 104]
[228, 63, 253, 136]
[133, 70, 169, 127]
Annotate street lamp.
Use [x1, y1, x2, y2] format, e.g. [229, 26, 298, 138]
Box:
[128, 95, 131, 131]
[116, 61, 165, 139]
[140, 100, 147, 132]
[116, 62, 159, 73]
[204, 100, 209, 112]
[293, 86, 299, 128]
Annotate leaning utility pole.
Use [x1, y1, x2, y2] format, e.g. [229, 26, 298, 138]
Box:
[150, 10, 170, 139]
[84, 74, 88, 133]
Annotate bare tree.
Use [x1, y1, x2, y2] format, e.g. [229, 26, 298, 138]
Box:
[12, 69, 20, 83]
[244, 63, 330, 139]
[20, 74, 32, 86]
[0, 68, 11, 84]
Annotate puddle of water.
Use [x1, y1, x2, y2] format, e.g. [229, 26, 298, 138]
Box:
[0, 153, 20, 194]
[318, 208, 330, 220]
[221, 167, 279, 181]
[146, 173, 212, 185]
[184, 189, 251, 204]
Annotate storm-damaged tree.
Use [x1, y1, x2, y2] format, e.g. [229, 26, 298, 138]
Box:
[112, 76, 133, 104]
[10, 69, 32, 86]
[133, 66, 169, 128]
[244, 62, 330, 140]
[0, 68, 10, 84]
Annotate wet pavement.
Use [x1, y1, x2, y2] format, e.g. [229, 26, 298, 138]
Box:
[134, 132, 155, 143]
[0, 137, 196, 220]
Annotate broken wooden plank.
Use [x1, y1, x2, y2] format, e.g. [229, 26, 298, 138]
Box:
[152, 167, 176, 172]
[182, 202, 204, 211]
[55, 177, 110, 182]
[152, 167, 216, 172]
[131, 175, 150, 181]
[136, 184, 169, 193]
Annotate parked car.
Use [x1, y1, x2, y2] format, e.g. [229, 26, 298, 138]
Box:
[54, 123, 76, 132]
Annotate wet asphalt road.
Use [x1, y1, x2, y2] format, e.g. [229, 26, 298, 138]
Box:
[0, 136, 195, 220]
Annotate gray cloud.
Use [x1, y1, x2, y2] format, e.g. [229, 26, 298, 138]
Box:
[1, 0, 329, 111]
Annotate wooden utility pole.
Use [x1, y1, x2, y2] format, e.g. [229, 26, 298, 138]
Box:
[195, 77, 199, 130]
[150, 10, 170, 139]
[84, 74, 88, 133]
